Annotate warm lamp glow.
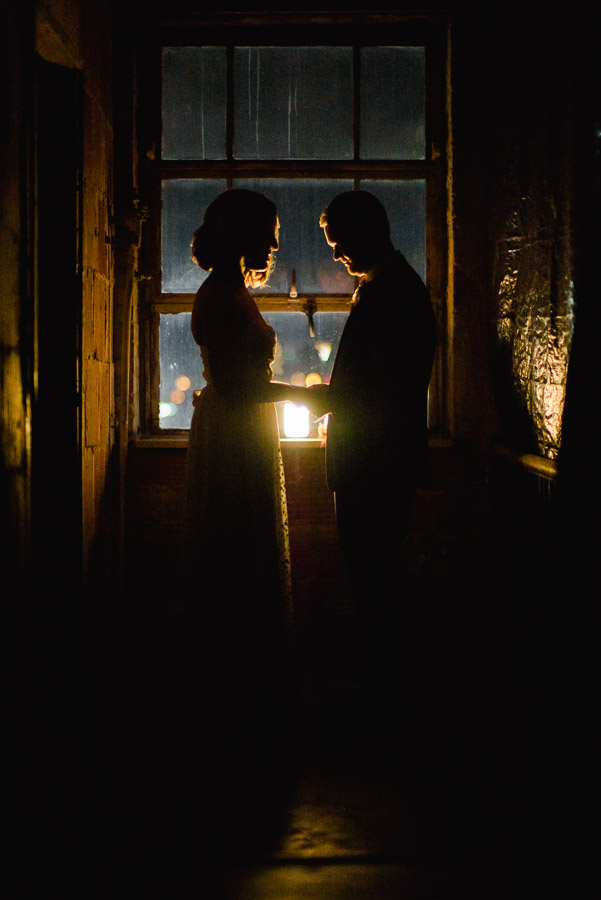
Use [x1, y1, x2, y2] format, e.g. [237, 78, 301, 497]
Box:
[170, 389, 186, 404]
[175, 375, 191, 391]
[283, 403, 310, 438]
[305, 372, 322, 387]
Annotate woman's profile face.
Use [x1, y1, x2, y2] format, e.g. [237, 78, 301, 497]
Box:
[244, 217, 280, 273]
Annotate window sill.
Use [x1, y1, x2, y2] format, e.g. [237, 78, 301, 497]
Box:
[132, 434, 325, 450]
[132, 434, 452, 450]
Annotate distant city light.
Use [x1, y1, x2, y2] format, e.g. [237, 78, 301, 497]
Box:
[315, 341, 332, 362]
[159, 402, 177, 419]
[305, 372, 322, 387]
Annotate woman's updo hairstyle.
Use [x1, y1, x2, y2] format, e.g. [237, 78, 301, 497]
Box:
[191, 188, 278, 285]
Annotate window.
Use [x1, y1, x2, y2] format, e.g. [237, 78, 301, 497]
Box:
[138, 14, 449, 439]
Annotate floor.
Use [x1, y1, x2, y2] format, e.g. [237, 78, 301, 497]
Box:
[13, 544, 587, 898]
[103, 678, 509, 899]
[78, 593, 547, 900]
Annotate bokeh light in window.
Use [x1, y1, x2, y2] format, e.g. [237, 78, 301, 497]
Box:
[159, 310, 347, 433]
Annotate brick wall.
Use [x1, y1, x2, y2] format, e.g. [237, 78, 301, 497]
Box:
[32, 0, 117, 618]
[0, 0, 31, 612]
[80, 1, 116, 615]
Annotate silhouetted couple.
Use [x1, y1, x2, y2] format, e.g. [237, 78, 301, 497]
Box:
[185, 188, 435, 740]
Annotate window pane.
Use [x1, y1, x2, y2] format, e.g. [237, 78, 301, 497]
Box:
[267, 311, 348, 437]
[362, 179, 426, 280]
[360, 47, 425, 159]
[161, 179, 227, 292]
[161, 180, 425, 294]
[162, 47, 227, 160]
[267, 311, 346, 385]
[234, 47, 353, 159]
[235, 178, 355, 294]
[159, 312, 206, 429]
[158, 310, 347, 432]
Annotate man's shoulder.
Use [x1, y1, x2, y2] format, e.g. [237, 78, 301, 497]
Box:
[367, 252, 429, 308]
[384, 251, 425, 287]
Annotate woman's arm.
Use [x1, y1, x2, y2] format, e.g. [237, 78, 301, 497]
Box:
[249, 380, 312, 405]
[199, 287, 318, 407]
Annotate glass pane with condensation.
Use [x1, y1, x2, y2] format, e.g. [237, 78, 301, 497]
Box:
[235, 178, 355, 294]
[159, 312, 206, 429]
[159, 310, 347, 432]
[362, 179, 426, 280]
[266, 311, 348, 438]
[162, 47, 227, 160]
[266, 310, 347, 387]
[234, 47, 353, 159]
[360, 47, 425, 160]
[161, 179, 227, 293]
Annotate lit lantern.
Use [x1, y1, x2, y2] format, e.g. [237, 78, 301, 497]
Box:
[283, 402, 310, 438]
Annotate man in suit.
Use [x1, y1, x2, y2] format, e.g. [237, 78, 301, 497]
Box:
[310, 190, 435, 722]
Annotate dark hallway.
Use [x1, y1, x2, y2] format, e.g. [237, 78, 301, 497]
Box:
[17, 440, 584, 898]
[4, 3, 597, 897]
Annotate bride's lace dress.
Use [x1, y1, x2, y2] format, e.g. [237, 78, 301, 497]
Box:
[185, 272, 293, 721]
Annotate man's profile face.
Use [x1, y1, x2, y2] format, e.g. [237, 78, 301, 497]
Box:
[323, 223, 372, 277]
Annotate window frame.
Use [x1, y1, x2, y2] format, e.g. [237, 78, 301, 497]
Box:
[136, 12, 450, 440]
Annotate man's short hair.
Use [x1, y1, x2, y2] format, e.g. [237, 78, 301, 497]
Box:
[320, 190, 391, 242]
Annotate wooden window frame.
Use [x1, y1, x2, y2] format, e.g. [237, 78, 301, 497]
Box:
[136, 11, 450, 440]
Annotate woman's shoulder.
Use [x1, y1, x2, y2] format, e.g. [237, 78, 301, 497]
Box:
[197, 272, 255, 305]
[194, 274, 266, 340]
[193, 273, 244, 318]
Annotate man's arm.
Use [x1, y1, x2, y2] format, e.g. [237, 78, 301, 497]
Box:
[307, 382, 332, 418]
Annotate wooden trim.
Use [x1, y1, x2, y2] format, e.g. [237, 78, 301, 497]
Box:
[143, 12, 451, 29]
[492, 445, 558, 482]
[132, 434, 325, 450]
[153, 295, 353, 311]
[159, 160, 433, 178]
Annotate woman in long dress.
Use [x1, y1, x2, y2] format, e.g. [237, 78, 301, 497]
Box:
[185, 189, 311, 743]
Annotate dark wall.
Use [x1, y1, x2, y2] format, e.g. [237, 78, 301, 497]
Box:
[452, 6, 596, 462]
[450, 8, 597, 877]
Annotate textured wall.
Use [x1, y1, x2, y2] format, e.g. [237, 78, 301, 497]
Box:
[0, 0, 31, 611]
[79, 0, 116, 614]
[35, 0, 117, 613]
[487, 15, 579, 460]
[452, 12, 586, 463]
[1, 0, 118, 623]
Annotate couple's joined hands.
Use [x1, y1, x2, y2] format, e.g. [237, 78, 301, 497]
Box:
[302, 382, 331, 418]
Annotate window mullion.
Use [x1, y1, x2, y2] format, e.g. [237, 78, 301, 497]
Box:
[226, 44, 234, 168]
[159, 160, 432, 179]
[353, 44, 360, 167]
